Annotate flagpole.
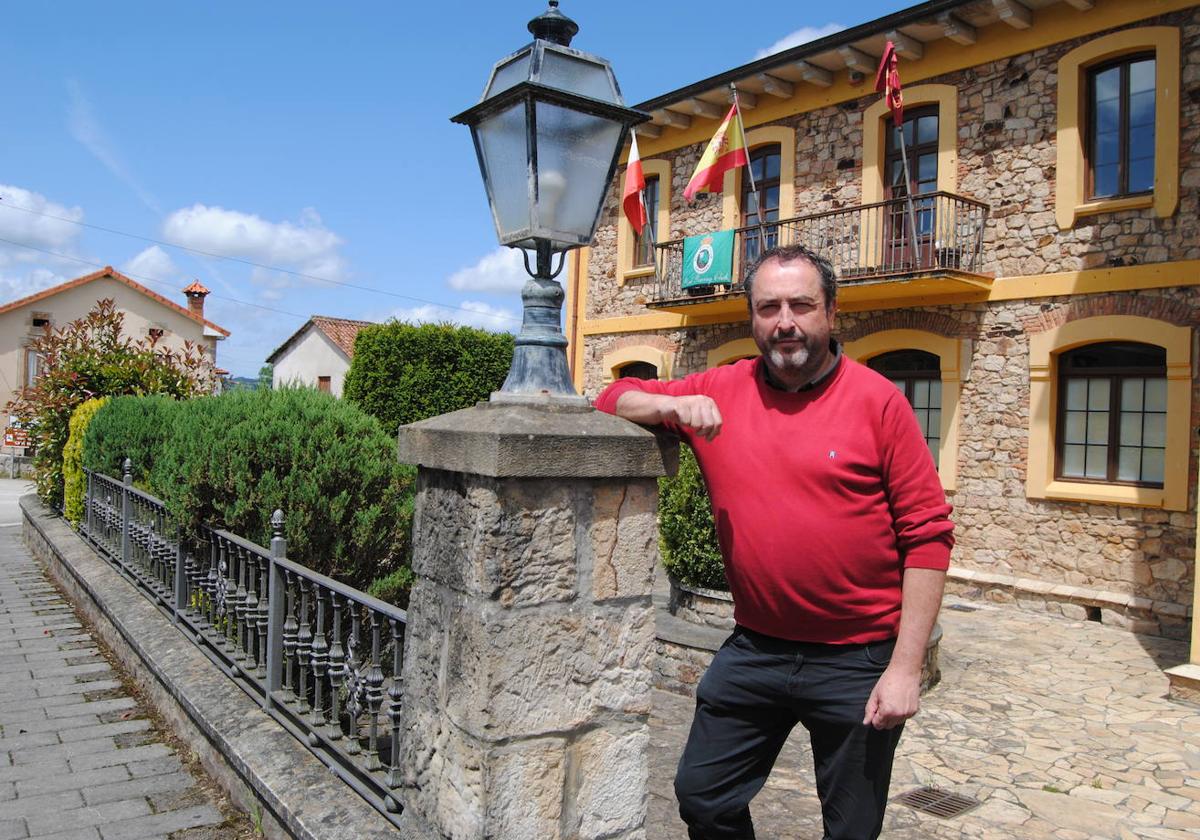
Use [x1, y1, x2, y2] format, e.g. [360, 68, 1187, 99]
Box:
[730, 84, 769, 276]
[895, 122, 924, 270]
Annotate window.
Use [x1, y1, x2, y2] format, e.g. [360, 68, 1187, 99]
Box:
[1056, 342, 1165, 486]
[617, 361, 657, 380]
[863, 85, 957, 207]
[148, 327, 165, 341]
[24, 349, 43, 387]
[1055, 27, 1180, 228]
[884, 106, 939, 267]
[867, 350, 941, 463]
[633, 176, 659, 268]
[740, 144, 781, 267]
[1087, 55, 1155, 199]
[318, 376, 332, 393]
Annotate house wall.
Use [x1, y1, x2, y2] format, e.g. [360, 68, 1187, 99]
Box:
[574, 5, 1200, 637]
[0, 277, 219, 420]
[271, 328, 350, 396]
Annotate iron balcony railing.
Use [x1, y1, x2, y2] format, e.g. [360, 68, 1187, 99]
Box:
[82, 463, 408, 824]
[652, 191, 989, 302]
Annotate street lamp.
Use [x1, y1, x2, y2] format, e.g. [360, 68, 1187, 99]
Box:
[452, 1, 647, 402]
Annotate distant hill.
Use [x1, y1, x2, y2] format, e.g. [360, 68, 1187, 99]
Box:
[222, 376, 261, 392]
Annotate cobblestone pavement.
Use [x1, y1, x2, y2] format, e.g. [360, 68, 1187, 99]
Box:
[648, 598, 1200, 839]
[0, 481, 233, 840]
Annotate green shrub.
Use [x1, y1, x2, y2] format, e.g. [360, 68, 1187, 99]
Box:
[138, 387, 414, 592]
[82, 395, 178, 485]
[63, 397, 108, 526]
[658, 444, 727, 590]
[343, 321, 513, 433]
[367, 566, 414, 609]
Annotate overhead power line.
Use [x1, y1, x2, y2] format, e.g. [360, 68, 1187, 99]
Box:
[0, 197, 523, 324]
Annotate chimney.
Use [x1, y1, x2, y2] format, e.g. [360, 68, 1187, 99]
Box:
[182, 280, 211, 320]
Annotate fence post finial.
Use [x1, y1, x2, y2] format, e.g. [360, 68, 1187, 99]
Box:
[123, 458, 133, 482]
[271, 509, 285, 540]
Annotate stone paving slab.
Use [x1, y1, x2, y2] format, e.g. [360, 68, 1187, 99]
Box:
[0, 481, 231, 840]
[647, 597, 1200, 839]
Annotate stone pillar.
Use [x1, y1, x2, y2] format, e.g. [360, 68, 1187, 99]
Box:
[395, 401, 675, 840]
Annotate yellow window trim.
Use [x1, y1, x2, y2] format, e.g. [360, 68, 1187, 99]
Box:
[844, 329, 963, 492]
[1055, 27, 1180, 230]
[706, 337, 758, 368]
[616, 159, 671, 285]
[600, 344, 672, 384]
[863, 84, 958, 206]
[1027, 315, 1191, 510]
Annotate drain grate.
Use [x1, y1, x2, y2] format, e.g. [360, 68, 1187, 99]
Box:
[946, 603, 979, 612]
[894, 786, 982, 819]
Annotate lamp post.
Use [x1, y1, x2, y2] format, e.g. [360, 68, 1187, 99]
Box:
[452, 1, 647, 402]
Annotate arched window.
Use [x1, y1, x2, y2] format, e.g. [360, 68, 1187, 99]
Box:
[1056, 342, 1165, 486]
[867, 349, 941, 463]
[740, 144, 781, 267]
[617, 361, 658, 380]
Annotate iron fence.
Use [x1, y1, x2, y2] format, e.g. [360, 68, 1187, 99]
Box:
[652, 191, 989, 303]
[81, 462, 408, 822]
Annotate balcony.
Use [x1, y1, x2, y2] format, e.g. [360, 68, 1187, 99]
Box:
[647, 192, 992, 315]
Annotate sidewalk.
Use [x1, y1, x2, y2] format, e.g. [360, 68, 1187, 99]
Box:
[0, 480, 236, 840]
[647, 596, 1200, 839]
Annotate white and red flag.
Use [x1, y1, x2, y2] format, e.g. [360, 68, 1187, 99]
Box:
[622, 132, 647, 235]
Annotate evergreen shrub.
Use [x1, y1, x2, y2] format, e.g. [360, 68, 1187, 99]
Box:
[343, 321, 513, 433]
[62, 397, 108, 526]
[82, 394, 178, 485]
[658, 444, 728, 591]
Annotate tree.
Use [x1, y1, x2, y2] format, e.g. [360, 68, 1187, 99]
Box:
[257, 363, 274, 390]
[6, 299, 213, 508]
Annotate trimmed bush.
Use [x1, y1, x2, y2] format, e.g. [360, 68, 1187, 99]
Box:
[62, 397, 108, 526]
[658, 444, 728, 590]
[343, 321, 513, 433]
[82, 394, 178, 485]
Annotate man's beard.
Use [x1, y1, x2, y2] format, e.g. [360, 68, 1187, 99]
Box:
[763, 331, 827, 383]
[767, 341, 810, 372]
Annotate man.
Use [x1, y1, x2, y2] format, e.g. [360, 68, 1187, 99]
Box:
[593, 244, 953, 839]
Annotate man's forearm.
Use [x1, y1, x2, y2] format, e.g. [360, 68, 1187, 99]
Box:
[890, 567, 946, 674]
[613, 390, 674, 425]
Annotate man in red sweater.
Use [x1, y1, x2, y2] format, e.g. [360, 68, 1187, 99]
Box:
[594, 244, 953, 839]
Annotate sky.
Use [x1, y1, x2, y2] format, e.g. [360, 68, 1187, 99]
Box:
[2, 1, 903, 377]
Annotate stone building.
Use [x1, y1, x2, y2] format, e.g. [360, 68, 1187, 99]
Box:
[566, 0, 1200, 650]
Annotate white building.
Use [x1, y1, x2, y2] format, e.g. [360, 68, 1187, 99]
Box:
[266, 315, 374, 397]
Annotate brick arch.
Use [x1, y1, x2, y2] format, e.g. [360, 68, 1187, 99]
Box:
[1023, 295, 1199, 334]
[609, 333, 678, 354]
[838, 311, 965, 343]
[693, 327, 752, 356]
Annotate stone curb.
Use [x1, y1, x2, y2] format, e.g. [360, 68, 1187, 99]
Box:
[20, 494, 405, 840]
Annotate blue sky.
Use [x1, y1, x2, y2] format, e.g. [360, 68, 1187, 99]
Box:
[1, 1, 900, 377]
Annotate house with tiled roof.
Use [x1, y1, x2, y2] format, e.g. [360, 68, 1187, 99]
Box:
[0, 266, 230, 419]
[266, 315, 375, 396]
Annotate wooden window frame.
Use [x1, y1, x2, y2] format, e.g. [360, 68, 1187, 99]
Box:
[1085, 53, 1155, 201]
[632, 176, 660, 269]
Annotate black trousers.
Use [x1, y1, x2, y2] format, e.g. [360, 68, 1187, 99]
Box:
[675, 626, 904, 840]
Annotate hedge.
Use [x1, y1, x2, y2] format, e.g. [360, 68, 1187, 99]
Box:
[81, 394, 178, 486]
[84, 387, 414, 594]
[343, 321, 514, 433]
[658, 444, 728, 590]
[62, 398, 108, 526]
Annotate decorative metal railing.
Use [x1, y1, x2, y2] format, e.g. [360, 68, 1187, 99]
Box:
[652, 191, 990, 302]
[81, 462, 408, 823]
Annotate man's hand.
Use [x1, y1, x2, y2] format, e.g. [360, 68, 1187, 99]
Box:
[613, 392, 723, 441]
[863, 664, 921, 730]
[662, 395, 722, 441]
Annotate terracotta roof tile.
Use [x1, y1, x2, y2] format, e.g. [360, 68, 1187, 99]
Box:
[0, 267, 230, 337]
[310, 316, 376, 357]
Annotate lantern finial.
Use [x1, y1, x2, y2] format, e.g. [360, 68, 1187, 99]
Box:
[528, 1, 578, 47]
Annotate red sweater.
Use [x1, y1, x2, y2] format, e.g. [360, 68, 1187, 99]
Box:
[595, 356, 953, 644]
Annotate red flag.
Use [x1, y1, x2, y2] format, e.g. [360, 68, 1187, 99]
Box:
[622, 132, 647, 235]
[874, 41, 903, 126]
[683, 104, 749, 201]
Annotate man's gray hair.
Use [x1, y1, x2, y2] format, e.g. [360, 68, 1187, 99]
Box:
[743, 244, 838, 312]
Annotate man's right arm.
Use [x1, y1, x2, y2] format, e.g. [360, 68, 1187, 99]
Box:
[611, 390, 723, 442]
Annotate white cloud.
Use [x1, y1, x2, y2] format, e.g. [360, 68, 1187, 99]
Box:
[754, 23, 846, 59]
[67, 80, 161, 213]
[388, 299, 519, 332]
[122, 245, 180, 283]
[0, 184, 87, 304]
[161, 204, 346, 285]
[0, 267, 71, 306]
[447, 247, 527, 294]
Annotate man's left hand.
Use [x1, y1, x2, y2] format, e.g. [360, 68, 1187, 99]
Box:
[862, 665, 921, 730]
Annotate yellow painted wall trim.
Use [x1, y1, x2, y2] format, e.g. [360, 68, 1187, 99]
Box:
[1055, 26, 1181, 230]
[706, 337, 758, 368]
[1026, 315, 1191, 510]
[600, 345, 673, 384]
[616, 159, 672, 284]
[990, 260, 1200, 300]
[862, 84, 958, 206]
[635, 0, 1196, 161]
[844, 329, 962, 491]
[720, 126, 796, 231]
[569, 247, 589, 392]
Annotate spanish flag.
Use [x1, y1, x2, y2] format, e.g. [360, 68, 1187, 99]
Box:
[683, 104, 749, 201]
[874, 41, 904, 127]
